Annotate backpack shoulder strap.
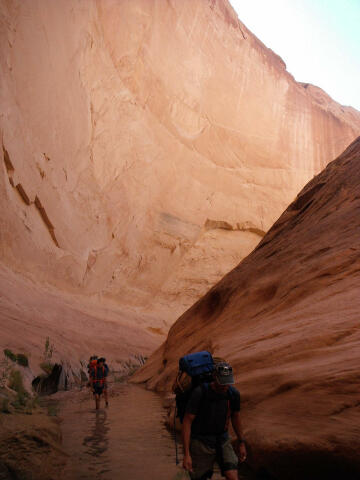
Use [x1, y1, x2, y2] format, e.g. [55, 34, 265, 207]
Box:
[90, 365, 97, 383]
[228, 385, 235, 397]
[225, 386, 236, 431]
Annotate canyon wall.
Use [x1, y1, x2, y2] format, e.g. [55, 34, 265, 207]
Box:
[1, 0, 360, 331]
[134, 137, 360, 479]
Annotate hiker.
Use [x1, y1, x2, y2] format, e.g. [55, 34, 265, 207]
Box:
[87, 355, 98, 388]
[99, 357, 109, 408]
[90, 357, 109, 410]
[87, 355, 97, 387]
[181, 362, 247, 480]
[87, 355, 98, 376]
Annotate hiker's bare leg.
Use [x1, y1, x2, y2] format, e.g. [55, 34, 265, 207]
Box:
[95, 394, 100, 410]
[104, 388, 109, 406]
[224, 470, 238, 480]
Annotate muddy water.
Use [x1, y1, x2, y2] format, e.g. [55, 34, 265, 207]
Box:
[60, 384, 185, 480]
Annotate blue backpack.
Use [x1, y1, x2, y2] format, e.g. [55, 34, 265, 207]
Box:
[173, 351, 215, 422]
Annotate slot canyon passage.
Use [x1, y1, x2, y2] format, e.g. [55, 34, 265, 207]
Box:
[0, 0, 360, 479]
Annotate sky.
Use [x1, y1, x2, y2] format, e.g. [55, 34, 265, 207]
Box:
[229, 0, 360, 111]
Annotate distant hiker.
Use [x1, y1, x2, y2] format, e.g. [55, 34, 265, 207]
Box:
[181, 362, 247, 480]
[90, 357, 109, 410]
[87, 355, 98, 377]
[99, 357, 109, 408]
[87, 355, 98, 388]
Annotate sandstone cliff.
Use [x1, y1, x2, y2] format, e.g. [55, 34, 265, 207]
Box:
[1, 0, 360, 331]
[134, 137, 360, 478]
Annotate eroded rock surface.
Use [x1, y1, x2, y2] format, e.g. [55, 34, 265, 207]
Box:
[134, 137, 360, 479]
[0, 263, 160, 376]
[0, 411, 65, 480]
[1, 0, 360, 330]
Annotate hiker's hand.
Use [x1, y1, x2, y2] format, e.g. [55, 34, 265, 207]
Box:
[238, 441, 247, 463]
[183, 454, 193, 472]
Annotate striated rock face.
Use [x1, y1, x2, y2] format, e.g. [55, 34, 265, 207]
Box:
[134, 137, 360, 479]
[0, 263, 160, 375]
[1, 0, 360, 331]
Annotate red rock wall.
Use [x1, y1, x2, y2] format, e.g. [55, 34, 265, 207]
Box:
[135, 137, 360, 478]
[0, 0, 359, 328]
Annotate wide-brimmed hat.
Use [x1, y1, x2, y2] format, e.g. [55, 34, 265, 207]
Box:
[214, 362, 234, 385]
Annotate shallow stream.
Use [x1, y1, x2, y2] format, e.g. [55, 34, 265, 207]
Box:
[60, 383, 199, 480]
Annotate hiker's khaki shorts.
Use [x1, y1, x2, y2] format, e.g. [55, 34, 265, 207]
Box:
[189, 437, 238, 479]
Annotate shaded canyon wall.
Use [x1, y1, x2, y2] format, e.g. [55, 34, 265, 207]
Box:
[134, 137, 360, 479]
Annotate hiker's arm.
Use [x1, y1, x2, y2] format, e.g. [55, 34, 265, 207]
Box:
[182, 413, 195, 472]
[231, 411, 247, 462]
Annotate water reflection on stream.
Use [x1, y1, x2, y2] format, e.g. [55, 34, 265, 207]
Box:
[61, 384, 182, 479]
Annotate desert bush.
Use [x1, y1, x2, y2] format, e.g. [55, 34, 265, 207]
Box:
[0, 360, 10, 389]
[9, 370, 28, 407]
[43, 337, 54, 362]
[3, 350, 29, 368]
[40, 362, 53, 375]
[4, 349, 16, 362]
[16, 353, 29, 367]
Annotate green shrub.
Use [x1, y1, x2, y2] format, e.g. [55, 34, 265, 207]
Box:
[0, 357, 11, 388]
[16, 353, 29, 367]
[43, 337, 54, 362]
[4, 349, 16, 362]
[40, 362, 53, 375]
[8, 370, 28, 401]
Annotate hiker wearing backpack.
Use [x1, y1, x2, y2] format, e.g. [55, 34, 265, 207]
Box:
[99, 357, 109, 408]
[87, 355, 98, 376]
[181, 360, 246, 480]
[90, 357, 109, 410]
[87, 355, 98, 388]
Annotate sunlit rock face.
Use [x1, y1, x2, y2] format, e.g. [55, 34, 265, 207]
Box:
[1, 0, 360, 332]
[135, 137, 360, 479]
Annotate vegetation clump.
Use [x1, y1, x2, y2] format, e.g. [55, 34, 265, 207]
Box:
[15, 353, 29, 367]
[0, 355, 11, 388]
[40, 336, 55, 375]
[1, 352, 40, 415]
[40, 362, 54, 375]
[9, 370, 29, 408]
[4, 349, 17, 362]
[3, 349, 29, 367]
